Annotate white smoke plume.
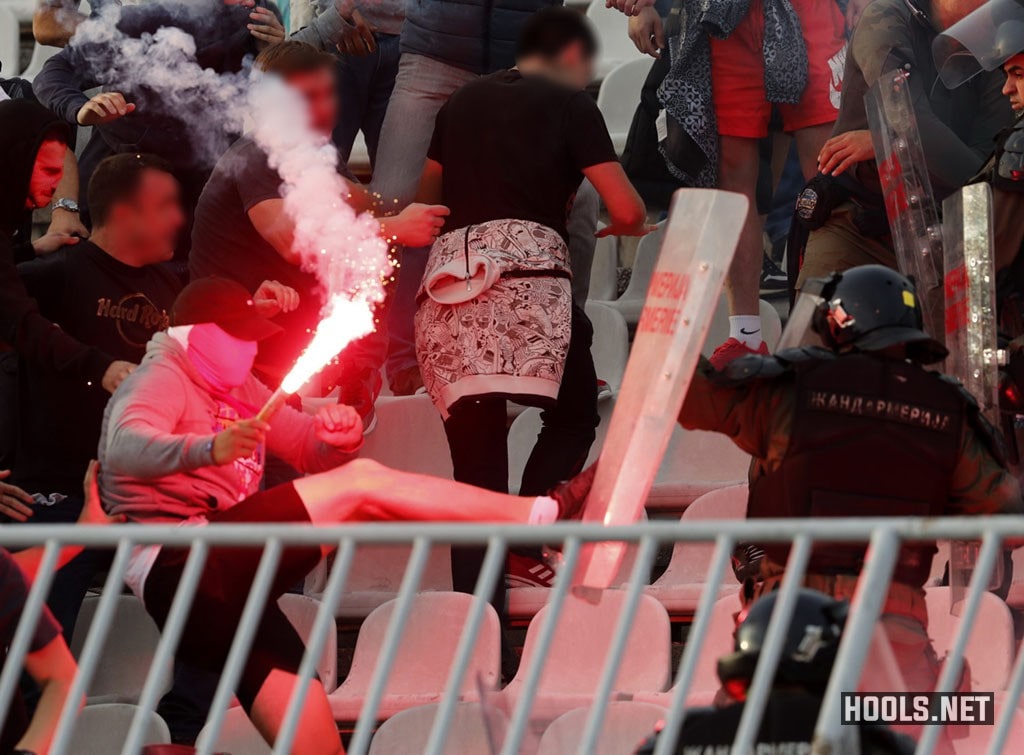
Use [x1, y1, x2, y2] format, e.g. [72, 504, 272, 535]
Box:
[247, 74, 390, 391]
[70, 3, 392, 386]
[72, 5, 251, 166]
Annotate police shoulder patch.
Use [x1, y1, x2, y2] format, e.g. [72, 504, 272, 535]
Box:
[714, 347, 834, 386]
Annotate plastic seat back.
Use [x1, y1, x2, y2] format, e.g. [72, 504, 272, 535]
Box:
[368, 702, 508, 755]
[537, 701, 667, 755]
[195, 705, 272, 754]
[508, 591, 671, 698]
[597, 59, 655, 153]
[359, 395, 454, 478]
[925, 586, 1014, 691]
[334, 592, 501, 699]
[70, 594, 173, 704]
[304, 543, 453, 619]
[654, 485, 748, 588]
[73, 703, 170, 755]
[585, 0, 647, 76]
[20, 41, 61, 80]
[617, 224, 663, 306]
[277, 593, 338, 692]
[0, 8, 19, 78]
[647, 427, 751, 512]
[584, 301, 629, 393]
[588, 234, 619, 302]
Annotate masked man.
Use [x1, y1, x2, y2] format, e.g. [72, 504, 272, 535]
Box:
[99, 277, 592, 755]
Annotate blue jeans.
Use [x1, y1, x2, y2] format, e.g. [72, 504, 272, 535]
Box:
[370, 53, 480, 381]
[332, 32, 401, 167]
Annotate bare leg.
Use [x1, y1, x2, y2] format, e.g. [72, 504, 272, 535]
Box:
[718, 135, 763, 317]
[292, 459, 535, 526]
[250, 671, 343, 755]
[792, 123, 834, 180]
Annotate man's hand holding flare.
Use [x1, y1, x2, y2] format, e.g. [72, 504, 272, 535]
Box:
[213, 404, 362, 465]
[212, 418, 269, 465]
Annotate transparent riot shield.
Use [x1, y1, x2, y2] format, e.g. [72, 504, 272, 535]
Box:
[865, 69, 945, 340]
[573, 188, 747, 589]
[775, 276, 828, 351]
[943, 182, 1001, 424]
[943, 183, 1005, 609]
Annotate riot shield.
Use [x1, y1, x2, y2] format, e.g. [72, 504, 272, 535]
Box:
[942, 183, 1001, 424]
[865, 70, 945, 340]
[573, 188, 747, 589]
[775, 276, 828, 351]
[934, 0, 1024, 89]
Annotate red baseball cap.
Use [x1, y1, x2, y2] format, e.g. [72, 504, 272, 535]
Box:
[171, 277, 283, 341]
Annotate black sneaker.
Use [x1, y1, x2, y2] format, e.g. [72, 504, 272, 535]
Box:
[337, 368, 382, 436]
[760, 253, 789, 297]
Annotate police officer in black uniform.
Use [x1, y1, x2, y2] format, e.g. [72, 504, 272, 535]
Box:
[678, 265, 1022, 692]
[636, 589, 914, 754]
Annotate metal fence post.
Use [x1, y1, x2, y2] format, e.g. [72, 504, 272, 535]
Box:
[989, 603, 1024, 755]
[652, 534, 735, 755]
[273, 537, 357, 755]
[424, 535, 508, 755]
[916, 532, 1002, 754]
[122, 540, 210, 755]
[501, 536, 583, 755]
[0, 539, 62, 737]
[813, 527, 901, 754]
[347, 535, 432, 755]
[577, 535, 659, 753]
[732, 534, 813, 752]
[195, 538, 284, 755]
[51, 537, 134, 755]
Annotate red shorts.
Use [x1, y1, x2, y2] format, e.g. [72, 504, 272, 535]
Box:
[710, 0, 847, 138]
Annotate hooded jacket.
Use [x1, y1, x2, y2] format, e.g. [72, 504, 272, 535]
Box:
[0, 100, 112, 386]
[0, 99, 69, 239]
[33, 0, 273, 200]
[98, 332, 357, 522]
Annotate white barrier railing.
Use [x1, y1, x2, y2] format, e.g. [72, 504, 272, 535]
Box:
[1, 516, 1023, 755]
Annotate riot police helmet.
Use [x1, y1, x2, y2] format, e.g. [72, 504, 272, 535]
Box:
[809, 265, 948, 363]
[935, 0, 1024, 88]
[716, 589, 848, 700]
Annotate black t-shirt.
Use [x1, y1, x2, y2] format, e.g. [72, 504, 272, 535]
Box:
[0, 548, 61, 754]
[427, 70, 617, 241]
[13, 242, 181, 493]
[189, 135, 357, 379]
[636, 691, 915, 755]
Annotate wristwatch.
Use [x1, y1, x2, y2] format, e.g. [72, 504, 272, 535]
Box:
[52, 197, 80, 214]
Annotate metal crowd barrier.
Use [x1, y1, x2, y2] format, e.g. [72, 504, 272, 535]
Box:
[2, 516, 1023, 755]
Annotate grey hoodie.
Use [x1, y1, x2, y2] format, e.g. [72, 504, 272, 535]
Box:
[99, 332, 356, 523]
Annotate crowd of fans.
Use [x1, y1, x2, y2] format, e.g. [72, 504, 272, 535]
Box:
[1, 0, 1024, 752]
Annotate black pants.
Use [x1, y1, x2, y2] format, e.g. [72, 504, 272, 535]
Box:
[444, 305, 600, 606]
[142, 484, 322, 713]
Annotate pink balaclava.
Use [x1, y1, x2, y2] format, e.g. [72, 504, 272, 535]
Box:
[185, 322, 259, 392]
